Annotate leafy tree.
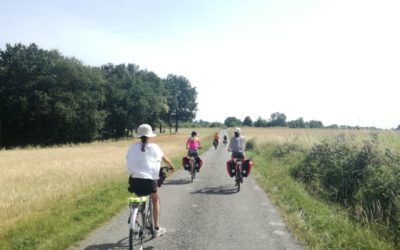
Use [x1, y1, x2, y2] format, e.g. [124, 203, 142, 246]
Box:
[243, 116, 253, 127]
[267, 112, 287, 127]
[101, 64, 168, 138]
[287, 117, 306, 128]
[0, 43, 106, 147]
[224, 116, 242, 127]
[253, 116, 268, 127]
[164, 74, 198, 133]
[307, 120, 324, 128]
[327, 124, 339, 129]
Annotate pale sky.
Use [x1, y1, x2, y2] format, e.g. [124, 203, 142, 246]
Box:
[1, 0, 399, 129]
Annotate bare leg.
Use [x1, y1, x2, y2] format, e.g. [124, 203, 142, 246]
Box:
[150, 192, 160, 228]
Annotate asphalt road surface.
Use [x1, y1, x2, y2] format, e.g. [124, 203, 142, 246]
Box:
[69, 141, 303, 250]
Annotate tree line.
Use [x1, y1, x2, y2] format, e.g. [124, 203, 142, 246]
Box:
[0, 43, 198, 148]
[223, 113, 324, 128]
[222, 113, 380, 130]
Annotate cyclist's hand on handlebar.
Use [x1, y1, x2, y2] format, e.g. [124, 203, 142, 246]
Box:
[168, 165, 175, 172]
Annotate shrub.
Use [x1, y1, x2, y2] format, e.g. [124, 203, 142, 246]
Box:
[290, 135, 400, 246]
[246, 139, 256, 151]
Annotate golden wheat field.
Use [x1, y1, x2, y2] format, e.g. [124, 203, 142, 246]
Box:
[0, 128, 213, 231]
[241, 127, 369, 145]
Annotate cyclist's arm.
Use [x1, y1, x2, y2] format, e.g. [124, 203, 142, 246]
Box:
[197, 138, 202, 149]
[162, 155, 175, 171]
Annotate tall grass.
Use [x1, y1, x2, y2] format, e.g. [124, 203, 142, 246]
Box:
[0, 128, 215, 249]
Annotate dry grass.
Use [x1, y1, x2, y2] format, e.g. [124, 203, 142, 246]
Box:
[239, 127, 384, 147]
[0, 128, 213, 232]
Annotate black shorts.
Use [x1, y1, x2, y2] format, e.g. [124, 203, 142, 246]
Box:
[188, 149, 199, 157]
[128, 177, 158, 196]
[231, 151, 245, 159]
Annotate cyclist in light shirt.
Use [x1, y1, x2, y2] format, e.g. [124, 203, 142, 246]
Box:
[126, 124, 175, 237]
[228, 127, 246, 159]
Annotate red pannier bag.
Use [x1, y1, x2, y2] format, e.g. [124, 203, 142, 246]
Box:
[195, 157, 203, 171]
[226, 159, 236, 177]
[242, 159, 253, 177]
[182, 156, 190, 170]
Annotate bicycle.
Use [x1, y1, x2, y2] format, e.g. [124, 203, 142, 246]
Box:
[213, 139, 219, 149]
[232, 158, 243, 192]
[128, 167, 169, 250]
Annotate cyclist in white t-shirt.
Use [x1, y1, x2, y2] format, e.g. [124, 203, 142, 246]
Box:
[126, 124, 175, 237]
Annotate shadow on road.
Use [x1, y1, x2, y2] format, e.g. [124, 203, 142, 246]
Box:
[191, 184, 238, 195]
[163, 178, 192, 185]
[83, 237, 155, 250]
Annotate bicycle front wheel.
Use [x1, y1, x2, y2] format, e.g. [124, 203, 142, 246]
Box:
[236, 178, 241, 192]
[235, 170, 241, 192]
[129, 207, 145, 250]
[145, 200, 154, 237]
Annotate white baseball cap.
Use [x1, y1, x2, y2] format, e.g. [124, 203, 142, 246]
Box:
[235, 127, 241, 133]
[136, 124, 156, 137]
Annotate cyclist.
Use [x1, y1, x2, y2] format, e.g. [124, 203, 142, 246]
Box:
[185, 131, 202, 171]
[126, 124, 175, 237]
[213, 131, 219, 149]
[223, 134, 228, 145]
[228, 127, 246, 159]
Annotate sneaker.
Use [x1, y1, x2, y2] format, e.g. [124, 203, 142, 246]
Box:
[153, 227, 166, 237]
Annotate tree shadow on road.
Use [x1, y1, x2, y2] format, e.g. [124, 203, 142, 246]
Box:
[83, 237, 155, 250]
[191, 184, 238, 195]
[163, 178, 192, 185]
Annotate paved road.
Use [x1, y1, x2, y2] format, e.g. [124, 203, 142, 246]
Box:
[69, 141, 303, 250]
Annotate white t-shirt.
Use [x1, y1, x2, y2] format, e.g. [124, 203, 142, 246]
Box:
[126, 143, 163, 180]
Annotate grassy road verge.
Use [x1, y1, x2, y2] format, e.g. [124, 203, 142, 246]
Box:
[251, 143, 394, 249]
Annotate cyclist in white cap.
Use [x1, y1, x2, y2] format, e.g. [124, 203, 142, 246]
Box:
[126, 124, 175, 237]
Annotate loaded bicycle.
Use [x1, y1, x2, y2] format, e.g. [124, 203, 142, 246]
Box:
[183, 151, 202, 183]
[226, 153, 253, 192]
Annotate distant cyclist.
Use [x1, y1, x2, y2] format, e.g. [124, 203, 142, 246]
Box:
[185, 131, 202, 171]
[228, 127, 246, 159]
[223, 134, 228, 145]
[126, 124, 175, 237]
[213, 131, 219, 149]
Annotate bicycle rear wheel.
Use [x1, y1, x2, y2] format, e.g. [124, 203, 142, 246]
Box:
[190, 160, 195, 182]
